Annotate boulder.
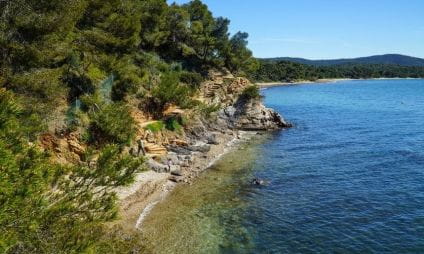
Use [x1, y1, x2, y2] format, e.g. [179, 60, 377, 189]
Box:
[205, 133, 219, 145]
[170, 165, 183, 176]
[225, 99, 291, 130]
[187, 142, 211, 153]
[167, 145, 192, 155]
[168, 175, 184, 183]
[146, 159, 169, 173]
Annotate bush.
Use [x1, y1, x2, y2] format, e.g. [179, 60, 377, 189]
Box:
[89, 103, 135, 146]
[110, 57, 145, 101]
[0, 90, 145, 253]
[165, 116, 183, 132]
[63, 71, 96, 102]
[151, 72, 193, 111]
[144, 121, 164, 133]
[179, 71, 203, 89]
[241, 85, 261, 100]
[0, 89, 44, 142]
[144, 117, 185, 133]
[7, 69, 67, 121]
[197, 103, 221, 118]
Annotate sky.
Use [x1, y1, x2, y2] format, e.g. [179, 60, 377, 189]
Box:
[169, 0, 424, 59]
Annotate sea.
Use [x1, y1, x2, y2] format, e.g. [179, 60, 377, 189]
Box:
[141, 79, 424, 253]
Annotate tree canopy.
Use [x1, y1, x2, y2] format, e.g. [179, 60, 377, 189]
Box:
[0, 0, 258, 252]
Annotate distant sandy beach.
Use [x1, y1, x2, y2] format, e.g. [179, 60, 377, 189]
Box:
[256, 79, 350, 87]
[256, 77, 423, 88]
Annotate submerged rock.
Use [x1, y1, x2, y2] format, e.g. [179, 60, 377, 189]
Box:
[251, 178, 265, 185]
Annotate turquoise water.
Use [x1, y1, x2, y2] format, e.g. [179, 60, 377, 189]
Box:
[143, 79, 424, 253]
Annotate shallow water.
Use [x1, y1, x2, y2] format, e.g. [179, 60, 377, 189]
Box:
[142, 79, 424, 253]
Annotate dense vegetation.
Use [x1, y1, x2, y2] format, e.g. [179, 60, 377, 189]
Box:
[0, 89, 145, 253]
[253, 60, 424, 82]
[263, 54, 424, 67]
[0, 0, 257, 252]
[3, 0, 421, 252]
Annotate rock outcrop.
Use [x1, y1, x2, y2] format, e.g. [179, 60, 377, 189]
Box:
[128, 70, 291, 174]
[219, 98, 291, 130]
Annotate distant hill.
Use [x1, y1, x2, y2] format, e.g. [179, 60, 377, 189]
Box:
[262, 54, 424, 67]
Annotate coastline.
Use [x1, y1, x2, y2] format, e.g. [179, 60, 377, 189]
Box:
[114, 71, 291, 233]
[256, 77, 423, 88]
[256, 78, 350, 87]
[115, 130, 259, 231]
[114, 76, 423, 233]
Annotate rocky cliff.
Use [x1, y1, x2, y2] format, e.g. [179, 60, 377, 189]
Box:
[117, 70, 291, 230]
[201, 70, 291, 131]
[40, 70, 290, 176]
[136, 70, 291, 178]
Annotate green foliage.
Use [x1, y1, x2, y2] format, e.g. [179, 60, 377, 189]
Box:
[110, 56, 145, 100]
[179, 71, 204, 89]
[197, 103, 221, 118]
[151, 72, 194, 110]
[144, 117, 184, 132]
[253, 60, 424, 82]
[0, 89, 44, 143]
[165, 117, 183, 132]
[224, 32, 257, 75]
[0, 90, 144, 253]
[145, 121, 165, 133]
[0, 0, 260, 251]
[241, 85, 261, 100]
[89, 103, 136, 146]
[1, 0, 257, 123]
[63, 70, 96, 102]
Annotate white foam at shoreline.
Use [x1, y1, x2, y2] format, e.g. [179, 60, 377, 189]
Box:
[135, 201, 159, 229]
[133, 131, 255, 230]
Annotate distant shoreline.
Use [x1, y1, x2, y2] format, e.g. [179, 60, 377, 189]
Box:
[256, 77, 423, 88]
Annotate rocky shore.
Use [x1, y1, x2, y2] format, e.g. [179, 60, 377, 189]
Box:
[116, 71, 291, 231]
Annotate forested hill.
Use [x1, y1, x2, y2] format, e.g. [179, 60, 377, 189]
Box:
[253, 60, 424, 82]
[0, 0, 258, 252]
[263, 54, 424, 67]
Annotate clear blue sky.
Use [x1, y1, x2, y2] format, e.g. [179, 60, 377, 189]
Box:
[169, 0, 424, 59]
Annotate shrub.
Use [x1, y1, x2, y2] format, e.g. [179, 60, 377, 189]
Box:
[63, 71, 96, 102]
[151, 72, 193, 111]
[144, 117, 184, 133]
[197, 103, 221, 118]
[241, 85, 261, 100]
[0, 89, 44, 142]
[144, 121, 164, 133]
[0, 90, 145, 253]
[7, 69, 67, 121]
[8, 68, 65, 101]
[179, 71, 203, 89]
[165, 117, 182, 132]
[89, 103, 135, 146]
[111, 57, 145, 101]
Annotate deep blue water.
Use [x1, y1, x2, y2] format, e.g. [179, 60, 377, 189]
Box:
[246, 79, 424, 253]
[143, 79, 424, 253]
